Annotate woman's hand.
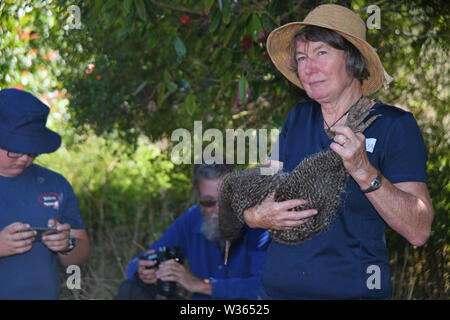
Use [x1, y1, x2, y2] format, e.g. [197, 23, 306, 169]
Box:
[330, 125, 377, 186]
[243, 193, 318, 230]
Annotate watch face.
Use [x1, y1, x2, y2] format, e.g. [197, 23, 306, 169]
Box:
[362, 172, 382, 193]
[372, 178, 381, 189]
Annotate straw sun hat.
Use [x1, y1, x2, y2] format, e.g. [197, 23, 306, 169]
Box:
[267, 4, 392, 95]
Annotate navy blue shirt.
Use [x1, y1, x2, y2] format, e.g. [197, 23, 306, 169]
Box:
[126, 205, 270, 299]
[0, 164, 85, 299]
[261, 100, 427, 299]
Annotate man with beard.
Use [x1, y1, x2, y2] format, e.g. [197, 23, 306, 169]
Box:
[117, 162, 270, 300]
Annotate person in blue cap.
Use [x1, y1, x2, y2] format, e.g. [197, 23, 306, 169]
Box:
[0, 88, 90, 299]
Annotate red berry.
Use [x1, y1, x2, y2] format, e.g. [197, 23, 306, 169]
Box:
[180, 15, 191, 25]
[258, 30, 266, 43]
[242, 35, 253, 51]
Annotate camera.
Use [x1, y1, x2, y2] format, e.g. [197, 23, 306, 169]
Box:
[140, 246, 182, 297]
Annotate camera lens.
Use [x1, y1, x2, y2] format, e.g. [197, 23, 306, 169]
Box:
[157, 279, 177, 297]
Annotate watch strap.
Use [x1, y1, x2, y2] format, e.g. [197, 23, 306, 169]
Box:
[59, 234, 76, 255]
[361, 170, 382, 194]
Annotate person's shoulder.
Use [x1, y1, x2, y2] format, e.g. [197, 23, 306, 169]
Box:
[184, 204, 201, 216]
[284, 99, 319, 125]
[373, 101, 415, 120]
[176, 204, 202, 223]
[291, 99, 318, 114]
[31, 163, 69, 183]
[371, 101, 420, 131]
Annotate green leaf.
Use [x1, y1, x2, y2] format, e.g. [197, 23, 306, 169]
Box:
[143, 0, 156, 18]
[185, 93, 197, 115]
[204, 0, 215, 14]
[166, 81, 178, 93]
[222, 0, 231, 25]
[132, 80, 148, 96]
[239, 75, 248, 105]
[102, 0, 117, 13]
[261, 13, 273, 32]
[156, 83, 166, 106]
[249, 14, 263, 42]
[209, 8, 221, 33]
[147, 32, 159, 49]
[123, 0, 133, 13]
[223, 16, 238, 47]
[135, 0, 149, 21]
[173, 36, 187, 61]
[163, 69, 171, 82]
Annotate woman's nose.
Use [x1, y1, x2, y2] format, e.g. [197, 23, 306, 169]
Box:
[303, 58, 318, 74]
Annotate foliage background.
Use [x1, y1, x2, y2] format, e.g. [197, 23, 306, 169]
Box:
[0, 0, 448, 299]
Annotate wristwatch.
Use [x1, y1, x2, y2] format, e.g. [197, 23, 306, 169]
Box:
[361, 170, 382, 193]
[59, 234, 76, 255]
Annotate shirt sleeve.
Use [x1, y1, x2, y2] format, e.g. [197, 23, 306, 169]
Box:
[210, 230, 270, 299]
[59, 177, 85, 230]
[381, 112, 428, 184]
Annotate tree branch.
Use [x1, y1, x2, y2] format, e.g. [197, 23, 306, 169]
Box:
[153, 1, 206, 16]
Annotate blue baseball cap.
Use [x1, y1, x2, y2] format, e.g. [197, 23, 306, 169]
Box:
[0, 88, 61, 154]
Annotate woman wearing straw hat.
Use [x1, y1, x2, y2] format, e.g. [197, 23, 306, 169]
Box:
[0, 88, 90, 299]
[243, 4, 434, 299]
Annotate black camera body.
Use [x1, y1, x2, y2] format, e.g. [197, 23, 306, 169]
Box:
[140, 246, 182, 297]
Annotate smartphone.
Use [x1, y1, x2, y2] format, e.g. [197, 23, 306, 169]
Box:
[30, 227, 59, 241]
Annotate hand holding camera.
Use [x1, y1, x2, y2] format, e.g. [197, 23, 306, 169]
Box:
[137, 250, 158, 284]
[138, 246, 183, 297]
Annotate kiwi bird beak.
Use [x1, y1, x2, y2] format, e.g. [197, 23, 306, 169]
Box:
[224, 240, 231, 265]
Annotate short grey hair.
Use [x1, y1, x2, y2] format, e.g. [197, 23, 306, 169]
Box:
[192, 161, 235, 196]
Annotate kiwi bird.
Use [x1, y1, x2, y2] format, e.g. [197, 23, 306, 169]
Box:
[219, 97, 380, 264]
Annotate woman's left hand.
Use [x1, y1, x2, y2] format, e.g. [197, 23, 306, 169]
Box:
[329, 125, 373, 182]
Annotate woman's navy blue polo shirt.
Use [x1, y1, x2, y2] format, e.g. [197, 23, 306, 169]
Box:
[261, 100, 427, 299]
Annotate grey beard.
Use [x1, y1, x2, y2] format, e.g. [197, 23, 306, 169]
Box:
[200, 209, 221, 243]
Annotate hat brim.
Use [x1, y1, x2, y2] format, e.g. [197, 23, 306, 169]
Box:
[266, 22, 384, 96]
[0, 128, 61, 154]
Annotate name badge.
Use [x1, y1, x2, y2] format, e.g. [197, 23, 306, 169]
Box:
[366, 138, 377, 153]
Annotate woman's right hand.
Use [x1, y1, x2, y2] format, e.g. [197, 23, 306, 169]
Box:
[243, 193, 318, 230]
[137, 250, 158, 284]
[0, 222, 36, 257]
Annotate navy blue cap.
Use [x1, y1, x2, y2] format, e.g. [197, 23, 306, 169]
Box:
[0, 88, 61, 154]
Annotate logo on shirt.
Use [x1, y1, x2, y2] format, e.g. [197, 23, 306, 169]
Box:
[366, 138, 377, 153]
[38, 193, 60, 209]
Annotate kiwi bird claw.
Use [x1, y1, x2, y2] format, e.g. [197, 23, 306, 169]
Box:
[219, 96, 381, 251]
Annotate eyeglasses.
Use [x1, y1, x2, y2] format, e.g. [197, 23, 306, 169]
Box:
[7, 151, 39, 159]
[199, 199, 218, 208]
